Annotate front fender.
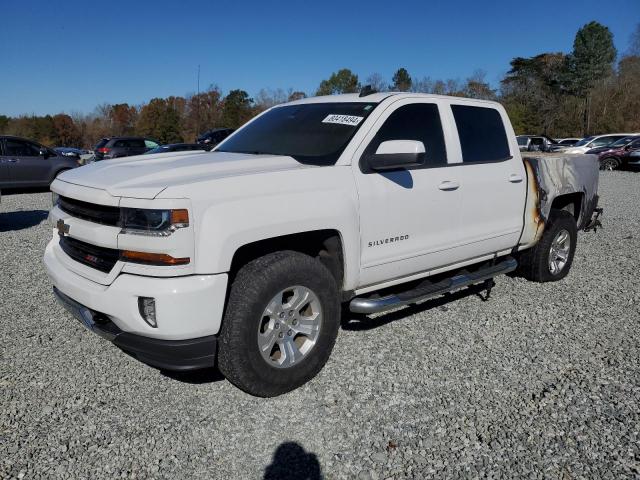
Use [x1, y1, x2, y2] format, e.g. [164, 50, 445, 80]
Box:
[190, 167, 361, 290]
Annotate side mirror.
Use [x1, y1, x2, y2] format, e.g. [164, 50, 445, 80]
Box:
[39, 148, 50, 159]
[367, 140, 426, 171]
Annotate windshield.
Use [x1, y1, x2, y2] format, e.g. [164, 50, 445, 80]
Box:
[516, 136, 528, 146]
[610, 136, 638, 147]
[216, 102, 378, 165]
[574, 136, 595, 147]
[94, 139, 108, 150]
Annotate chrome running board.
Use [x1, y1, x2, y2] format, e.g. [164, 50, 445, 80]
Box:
[349, 257, 518, 314]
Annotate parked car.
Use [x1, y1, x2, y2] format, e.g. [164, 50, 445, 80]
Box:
[145, 143, 208, 154]
[516, 135, 560, 152]
[555, 138, 582, 147]
[94, 137, 160, 160]
[0, 136, 80, 192]
[196, 128, 234, 150]
[563, 134, 636, 154]
[586, 135, 640, 170]
[54, 147, 95, 165]
[55, 147, 87, 158]
[46, 92, 601, 397]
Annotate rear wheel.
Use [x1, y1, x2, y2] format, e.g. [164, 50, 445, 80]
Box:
[600, 157, 620, 171]
[517, 209, 578, 282]
[218, 251, 340, 397]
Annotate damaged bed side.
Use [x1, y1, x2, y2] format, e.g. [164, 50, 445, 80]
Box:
[518, 153, 602, 251]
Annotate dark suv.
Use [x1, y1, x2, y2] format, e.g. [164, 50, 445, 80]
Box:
[196, 128, 234, 150]
[0, 136, 80, 190]
[94, 137, 160, 160]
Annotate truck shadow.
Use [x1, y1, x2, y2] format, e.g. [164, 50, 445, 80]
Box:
[0, 210, 49, 232]
[341, 283, 488, 331]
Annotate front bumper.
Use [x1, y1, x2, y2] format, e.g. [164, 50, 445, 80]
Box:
[44, 238, 228, 340]
[53, 287, 216, 371]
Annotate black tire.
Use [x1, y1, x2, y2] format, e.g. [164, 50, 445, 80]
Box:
[516, 209, 578, 282]
[218, 251, 340, 397]
[600, 157, 620, 171]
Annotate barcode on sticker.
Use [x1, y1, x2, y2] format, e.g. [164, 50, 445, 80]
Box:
[322, 114, 364, 126]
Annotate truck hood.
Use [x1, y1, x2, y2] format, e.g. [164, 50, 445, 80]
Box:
[57, 151, 311, 199]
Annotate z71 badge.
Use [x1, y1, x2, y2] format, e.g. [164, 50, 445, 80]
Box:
[368, 235, 409, 247]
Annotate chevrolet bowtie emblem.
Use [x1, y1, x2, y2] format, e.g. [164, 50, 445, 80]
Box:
[57, 219, 70, 236]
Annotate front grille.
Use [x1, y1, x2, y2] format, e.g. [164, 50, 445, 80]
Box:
[59, 236, 120, 273]
[58, 196, 120, 226]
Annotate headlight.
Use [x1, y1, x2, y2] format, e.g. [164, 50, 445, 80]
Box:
[120, 208, 189, 236]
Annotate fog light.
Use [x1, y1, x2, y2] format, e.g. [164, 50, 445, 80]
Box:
[138, 297, 157, 328]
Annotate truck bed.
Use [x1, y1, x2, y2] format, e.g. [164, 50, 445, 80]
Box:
[520, 153, 599, 247]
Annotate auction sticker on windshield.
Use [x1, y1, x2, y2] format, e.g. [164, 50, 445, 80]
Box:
[322, 114, 364, 126]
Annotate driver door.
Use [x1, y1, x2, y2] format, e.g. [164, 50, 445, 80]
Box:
[353, 99, 464, 288]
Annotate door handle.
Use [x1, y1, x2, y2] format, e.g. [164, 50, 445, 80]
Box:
[438, 180, 460, 191]
[509, 174, 523, 183]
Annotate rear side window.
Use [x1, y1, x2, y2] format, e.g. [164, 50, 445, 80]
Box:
[113, 140, 127, 148]
[451, 105, 510, 163]
[94, 139, 108, 149]
[364, 103, 447, 168]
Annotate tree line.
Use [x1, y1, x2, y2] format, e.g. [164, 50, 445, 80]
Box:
[1, 21, 638, 148]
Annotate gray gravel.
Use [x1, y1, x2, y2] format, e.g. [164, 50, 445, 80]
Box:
[1, 172, 639, 479]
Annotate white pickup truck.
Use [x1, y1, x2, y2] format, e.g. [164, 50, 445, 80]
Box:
[45, 92, 601, 397]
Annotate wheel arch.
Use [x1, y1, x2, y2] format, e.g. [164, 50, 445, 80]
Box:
[229, 229, 346, 290]
[550, 192, 584, 227]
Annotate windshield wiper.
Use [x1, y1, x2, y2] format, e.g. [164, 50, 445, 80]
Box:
[218, 149, 274, 156]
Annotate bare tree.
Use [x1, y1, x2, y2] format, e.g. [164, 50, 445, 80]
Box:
[365, 73, 387, 92]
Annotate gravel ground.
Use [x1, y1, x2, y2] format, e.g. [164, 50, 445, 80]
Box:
[1, 172, 639, 479]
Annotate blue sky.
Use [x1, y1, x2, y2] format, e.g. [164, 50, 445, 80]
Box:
[1, 0, 638, 116]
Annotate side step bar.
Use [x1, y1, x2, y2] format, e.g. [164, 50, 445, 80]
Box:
[349, 257, 518, 314]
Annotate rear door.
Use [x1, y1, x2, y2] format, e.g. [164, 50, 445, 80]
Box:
[3, 138, 52, 186]
[446, 103, 526, 256]
[127, 138, 147, 156]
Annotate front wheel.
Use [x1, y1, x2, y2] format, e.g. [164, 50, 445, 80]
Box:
[218, 251, 340, 397]
[516, 209, 578, 282]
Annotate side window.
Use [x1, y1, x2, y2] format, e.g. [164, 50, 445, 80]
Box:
[4, 139, 41, 157]
[363, 103, 447, 169]
[451, 105, 510, 163]
[144, 140, 159, 149]
[113, 140, 127, 148]
[128, 139, 145, 148]
[629, 139, 640, 149]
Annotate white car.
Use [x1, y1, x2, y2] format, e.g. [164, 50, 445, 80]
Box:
[563, 134, 636, 154]
[45, 92, 601, 396]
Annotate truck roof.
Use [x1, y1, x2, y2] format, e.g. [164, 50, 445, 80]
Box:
[285, 92, 503, 108]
